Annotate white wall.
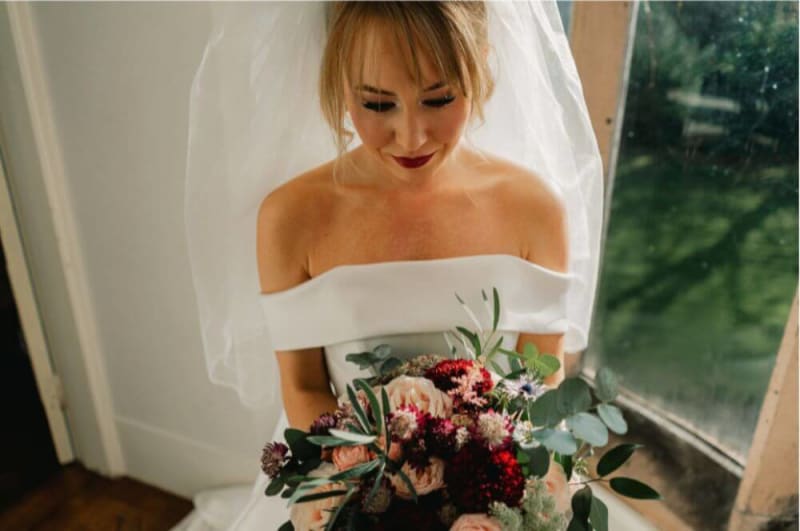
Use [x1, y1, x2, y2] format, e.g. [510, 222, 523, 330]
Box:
[0, 2, 278, 498]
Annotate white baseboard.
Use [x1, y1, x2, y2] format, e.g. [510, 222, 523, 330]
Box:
[115, 415, 259, 499]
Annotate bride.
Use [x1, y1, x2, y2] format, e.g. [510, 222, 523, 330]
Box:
[181, 1, 603, 530]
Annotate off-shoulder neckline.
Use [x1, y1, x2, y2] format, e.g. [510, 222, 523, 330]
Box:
[259, 253, 574, 299]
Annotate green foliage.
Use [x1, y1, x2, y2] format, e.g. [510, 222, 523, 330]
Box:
[609, 477, 662, 500]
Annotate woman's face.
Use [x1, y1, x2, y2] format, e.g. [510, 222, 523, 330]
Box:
[344, 24, 472, 186]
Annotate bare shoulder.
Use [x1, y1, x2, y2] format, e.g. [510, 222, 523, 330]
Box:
[256, 162, 336, 293]
[481, 154, 569, 272]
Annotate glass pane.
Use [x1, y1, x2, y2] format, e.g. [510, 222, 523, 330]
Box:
[586, 1, 798, 461]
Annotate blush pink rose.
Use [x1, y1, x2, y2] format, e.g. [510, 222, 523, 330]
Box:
[390, 458, 446, 499]
[289, 463, 345, 530]
[384, 376, 453, 418]
[332, 444, 371, 471]
[543, 459, 571, 514]
[449, 514, 503, 530]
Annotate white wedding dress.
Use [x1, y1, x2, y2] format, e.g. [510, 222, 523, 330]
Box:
[173, 253, 575, 531]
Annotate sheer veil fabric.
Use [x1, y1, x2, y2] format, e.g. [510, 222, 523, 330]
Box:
[184, 0, 604, 412]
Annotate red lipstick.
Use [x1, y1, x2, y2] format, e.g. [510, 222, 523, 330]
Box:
[392, 152, 435, 169]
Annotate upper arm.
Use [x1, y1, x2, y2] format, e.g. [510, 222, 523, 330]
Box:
[508, 171, 569, 385]
[256, 181, 332, 394]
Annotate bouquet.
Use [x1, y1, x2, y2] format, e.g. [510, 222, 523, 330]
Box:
[262, 289, 660, 530]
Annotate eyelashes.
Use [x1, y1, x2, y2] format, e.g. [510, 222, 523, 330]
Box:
[361, 95, 456, 113]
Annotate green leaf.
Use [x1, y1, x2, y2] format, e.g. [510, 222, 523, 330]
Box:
[534, 354, 561, 378]
[572, 485, 593, 519]
[329, 459, 381, 481]
[278, 521, 294, 531]
[566, 518, 590, 531]
[557, 378, 593, 416]
[595, 368, 619, 402]
[379, 357, 403, 375]
[456, 326, 482, 357]
[492, 287, 500, 331]
[533, 428, 578, 455]
[284, 428, 319, 461]
[529, 389, 564, 427]
[597, 444, 642, 477]
[589, 495, 609, 531]
[373, 344, 392, 360]
[609, 477, 661, 500]
[354, 379, 383, 434]
[522, 342, 539, 366]
[558, 453, 574, 480]
[394, 466, 419, 503]
[306, 435, 363, 447]
[328, 429, 376, 445]
[345, 352, 376, 369]
[509, 353, 523, 374]
[489, 360, 505, 375]
[597, 403, 628, 434]
[527, 445, 551, 477]
[365, 461, 386, 508]
[346, 385, 370, 432]
[295, 489, 349, 504]
[265, 476, 284, 496]
[381, 387, 392, 452]
[567, 412, 609, 447]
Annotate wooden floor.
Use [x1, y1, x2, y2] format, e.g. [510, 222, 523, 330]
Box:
[0, 462, 193, 531]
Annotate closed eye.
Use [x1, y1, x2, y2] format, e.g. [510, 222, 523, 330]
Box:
[423, 95, 456, 108]
[362, 101, 395, 113]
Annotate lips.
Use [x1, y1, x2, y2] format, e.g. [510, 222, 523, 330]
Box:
[392, 152, 435, 169]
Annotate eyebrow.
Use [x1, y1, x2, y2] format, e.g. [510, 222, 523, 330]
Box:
[355, 81, 447, 96]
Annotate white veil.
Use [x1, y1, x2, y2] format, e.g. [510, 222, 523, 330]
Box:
[184, 1, 603, 411]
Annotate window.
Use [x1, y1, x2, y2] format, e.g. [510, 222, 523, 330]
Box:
[584, 0, 797, 465]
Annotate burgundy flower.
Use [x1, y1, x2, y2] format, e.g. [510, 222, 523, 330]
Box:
[444, 442, 525, 512]
[426, 417, 458, 458]
[260, 442, 289, 479]
[424, 360, 494, 407]
[309, 413, 337, 435]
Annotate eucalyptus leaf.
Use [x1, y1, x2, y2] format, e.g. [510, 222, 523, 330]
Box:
[595, 368, 619, 402]
[529, 389, 563, 427]
[345, 352, 376, 369]
[597, 403, 628, 434]
[589, 495, 609, 531]
[566, 518, 590, 531]
[278, 521, 294, 531]
[609, 477, 661, 500]
[556, 378, 593, 416]
[597, 444, 641, 477]
[373, 344, 392, 360]
[567, 412, 609, 447]
[558, 453, 574, 480]
[379, 357, 403, 375]
[522, 342, 539, 365]
[533, 428, 578, 455]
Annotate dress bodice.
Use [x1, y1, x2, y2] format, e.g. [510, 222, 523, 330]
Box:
[259, 253, 577, 396]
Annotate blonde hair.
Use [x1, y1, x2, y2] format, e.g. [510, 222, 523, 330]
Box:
[319, 1, 494, 156]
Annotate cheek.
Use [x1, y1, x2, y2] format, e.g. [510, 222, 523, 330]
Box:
[349, 108, 392, 148]
[431, 102, 471, 142]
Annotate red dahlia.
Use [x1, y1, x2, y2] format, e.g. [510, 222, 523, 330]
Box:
[444, 442, 525, 512]
[424, 360, 493, 394]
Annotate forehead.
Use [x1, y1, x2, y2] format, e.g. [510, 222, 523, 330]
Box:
[348, 19, 443, 88]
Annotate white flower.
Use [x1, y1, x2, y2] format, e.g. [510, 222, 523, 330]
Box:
[384, 376, 453, 418]
[477, 410, 511, 449]
[500, 375, 547, 400]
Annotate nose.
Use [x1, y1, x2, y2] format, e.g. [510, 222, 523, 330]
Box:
[395, 108, 427, 154]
